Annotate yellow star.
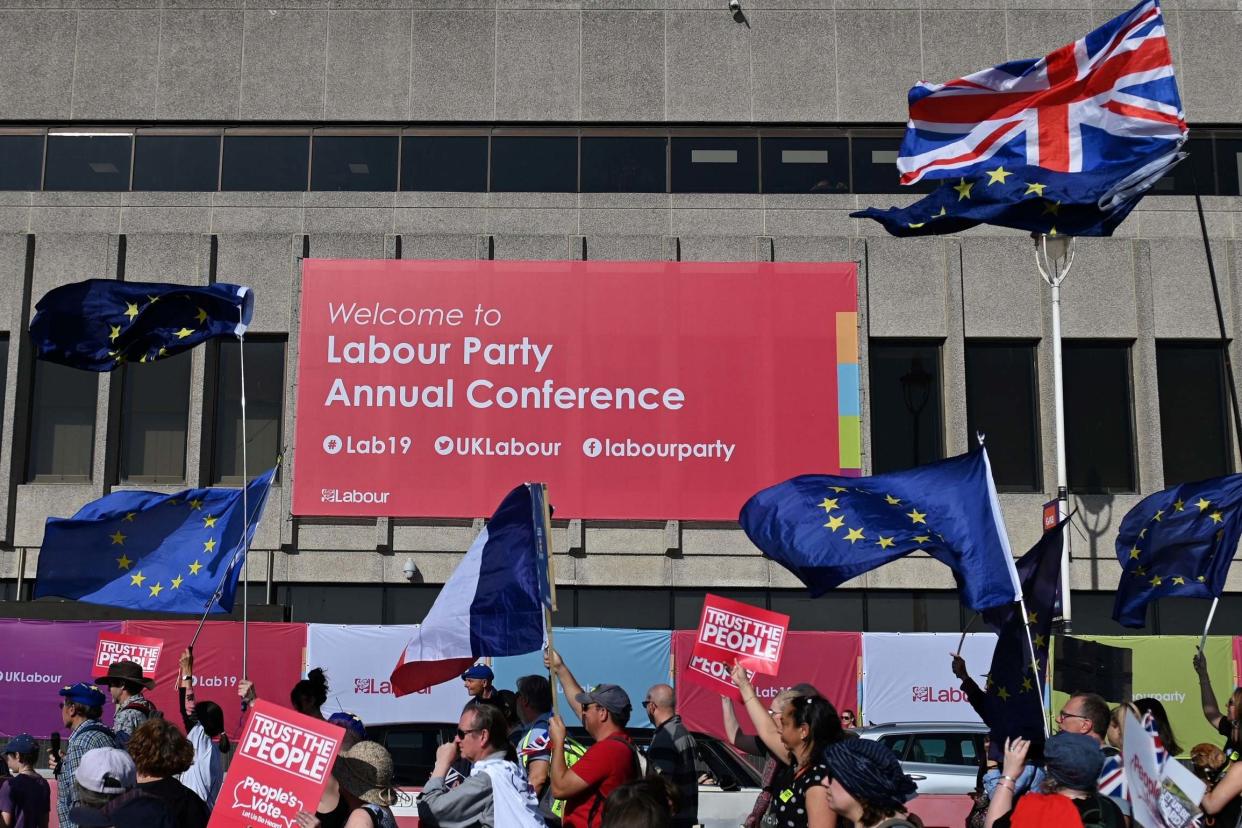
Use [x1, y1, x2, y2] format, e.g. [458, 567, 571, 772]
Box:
[985, 166, 1012, 185]
[1024, 182, 1046, 197]
[158, 347, 167, 357]
[110, 530, 126, 545]
[188, 498, 203, 510]
[171, 575, 184, 589]
[116, 554, 132, 570]
[1042, 200, 1061, 216]
[147, 294, 159, 304]
[139, 354, 148, 363]
[877, 536, 895, 549]
[953, 178, 973, 200]
[934, 206, 947, 218]
[123, 512, 136, 522]
[1021, 677, 1034, 692]
[175, 327, 193, 339]
[1153, 510, 1164, 522]
[1150, 574, 1163, 587]
[908, 221, 925, 229]
[1198, 498, 1211, 512]
[1027, 611, 1038, 624]
[1048, 226, 1058, 237]
[906, 509, 926, 524]
[845, 528, 865, 544]
[1033, 633, 1047, 649]
[124, 302, 139, 321]
[188, 560, 203, 575]
[1129, 546, 1141, 559]
[913, 535, 931, 544]
[1210, 511, 1224, 523]
[829, 486, 848, 493]
[884, 494, 901, 506]
[203, 538, 216, 553]
[1139, 528, 1147, 539]
[1198, 575, 1207, 582]
[195, 307, 208, 325]
[149, 582, 163, 597]
[1172, 576, 1186, 585]
[130, 570, 146, 587]
[819, 497, 839, 512]
[109, 325, 121, 342]
[996, 686, 1010, 701]
[824, 514, 845, 531]
[1173, 499, 1185, 511]
[203, 515, 217, 528]
[1134, 565, 1147, 576]
[113, 353, 126, 365]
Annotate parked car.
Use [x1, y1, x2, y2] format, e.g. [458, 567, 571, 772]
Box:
[856, 721, 989, 795]
[367, 722, 763, 828]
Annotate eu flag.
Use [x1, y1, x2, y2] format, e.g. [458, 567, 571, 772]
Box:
[740, 448, 1021, 612]
[34, 468, 276, 613]
[30, 279, 254, 371]
[1112, 473, 1242, 627]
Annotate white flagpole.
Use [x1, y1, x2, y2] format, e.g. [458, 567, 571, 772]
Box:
[237, 308, 250, 687]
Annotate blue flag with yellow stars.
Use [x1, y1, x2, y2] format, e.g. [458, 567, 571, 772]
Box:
[33, 467, 277, 613]
[740, 448, 1021, 612]
[30, 279, 254, 371]
[1112, 473, 1242, 627]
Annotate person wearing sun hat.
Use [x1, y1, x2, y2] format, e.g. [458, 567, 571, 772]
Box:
[333, 740, 399, 828]
[94, 661, 157, 743]
[821, 738, 922, 828]
[50, 683, 118, 828]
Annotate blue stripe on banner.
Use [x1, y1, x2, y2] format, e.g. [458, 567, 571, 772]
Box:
[837, 363, 860, 416]
[467, 485, 546, 657]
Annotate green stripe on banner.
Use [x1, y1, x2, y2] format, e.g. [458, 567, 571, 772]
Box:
[839, 416, 861, 468]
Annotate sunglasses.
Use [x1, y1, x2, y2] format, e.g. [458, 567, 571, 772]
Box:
[456, 727, 482, 739]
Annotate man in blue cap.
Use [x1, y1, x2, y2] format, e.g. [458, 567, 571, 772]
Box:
[462, 664, 497, 704]
[2, 733, 51, 828]
[49, 682, 118, 828]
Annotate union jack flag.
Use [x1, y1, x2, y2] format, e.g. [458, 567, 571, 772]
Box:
[897, 0, 1185, 188]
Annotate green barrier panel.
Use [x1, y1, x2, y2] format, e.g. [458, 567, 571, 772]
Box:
[1048, 635, 1234, 758]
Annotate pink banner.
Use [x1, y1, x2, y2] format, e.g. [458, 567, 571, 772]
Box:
[293, 259, 858, 520]
[0, 620, 123, 738]
[672, 630, 861, 741]
[1234, 636, 1241, 689]
[124, 621, 306, 738]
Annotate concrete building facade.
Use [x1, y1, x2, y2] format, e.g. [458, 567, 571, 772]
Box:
[0, 0, 1241, 633]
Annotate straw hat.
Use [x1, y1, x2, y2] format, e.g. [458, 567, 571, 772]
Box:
[335, 740, 396, 807]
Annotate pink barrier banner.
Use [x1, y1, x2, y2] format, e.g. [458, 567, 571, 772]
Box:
[124, 621, 306, 738]
[0, 619, 122, 738]
[293, 259, 859, 520]
[673, 630, 861, 740]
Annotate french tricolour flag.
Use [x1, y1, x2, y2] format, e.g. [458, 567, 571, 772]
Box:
[390, 484, 549, 696]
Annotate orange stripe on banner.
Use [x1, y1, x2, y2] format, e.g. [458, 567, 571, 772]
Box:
[836, 312, 858, 363]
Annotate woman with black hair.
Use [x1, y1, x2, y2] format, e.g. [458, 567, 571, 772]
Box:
[291, 668, 330, 720]
[1133, 697, 1181, 757]
[729, 664, 845, 828]
[177, 648, 232, 808]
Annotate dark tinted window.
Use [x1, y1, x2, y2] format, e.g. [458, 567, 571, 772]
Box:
[671, 137, 758, 194]
[491, 136, 577, 193]
[132, 134, 220, 192]
[1216, 138, 1242, 197]
[1150, 136, 1213, 195]
[851, 136, 935, 194]
[0, 135, 44, 190]
[1156, 342, 1232, 485]
[28, 360, 98, 482]
[0, 337, 7, 431]
[401, 136, 488, 192]
[761, 137, 849, 194]
[965, 342, 1042, 491]
[769, 590, 865, 631]
[44, 135, 132, 191]
[221, 135, 309, 191]
[213, 339, 285, 484]
[119, 351, 191, 483]
[576, 588, 670, 628]
[1064, 342, 1135, 493]
[868, 341, 944, 474]
[311, 135, 398, 192]
[581, 137, 666, 193]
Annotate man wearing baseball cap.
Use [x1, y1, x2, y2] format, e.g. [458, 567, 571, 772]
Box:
[2, 733, 51, 828]
[68, 746, 173, 828]
[94, 661, 157, 743]
[50, 683, 117, 828]
[461, 664, 497, 704]
[544, 648, 639, 828]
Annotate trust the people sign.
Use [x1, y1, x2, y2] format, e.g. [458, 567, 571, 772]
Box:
[685, 595, 790, 699]
[292, 259, 858, 520]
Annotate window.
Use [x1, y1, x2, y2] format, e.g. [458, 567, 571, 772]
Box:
[44, 134, 132, 191]
[671, 137, 758, 194]
[761, 137, 849, 194]
[1150, 137, 1214, 195]
[1216, 138, 1242, 197]
[490, 136, 577, 193]
[132, 134, 220, 191]
[868, 341, 944, 474]
[311, 134, 398, 192]
[212, 339, 285, 484]
[880, 736, 910, 757]
[27, 361, 98, 482]
[581, 137, 667, 193]
[1064, 342, 1135, 493]
[907, 734, 978, 767]
[965, 342, 1042, 491]
[0, 134, 44, 190]
[0, 337, 7, 431]
[1156, 342, 1232, 485]
[119, 351, 191, 483]
[221, 134, 309, 191]
[850, 136, 935, 194]
[576, 588, 670, 628]
[401, 136, 488, 192]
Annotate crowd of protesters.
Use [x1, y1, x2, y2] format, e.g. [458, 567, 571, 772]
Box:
[8, 644, 1242, 828]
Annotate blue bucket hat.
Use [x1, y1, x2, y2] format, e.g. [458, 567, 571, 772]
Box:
[59, 682, 107, 708]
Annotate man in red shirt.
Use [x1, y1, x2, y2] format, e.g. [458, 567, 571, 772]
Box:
[546, 648, 639, 828]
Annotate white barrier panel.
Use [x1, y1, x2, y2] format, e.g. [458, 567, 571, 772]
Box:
[861, 632, 997, 725]
[306, 624, 470, 725]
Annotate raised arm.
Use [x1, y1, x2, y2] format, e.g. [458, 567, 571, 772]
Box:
[1203, 760, 1242, 814]
[544, 647, 586, 719]
[730, 663, 785, 759]
[721, 696, 762, 755]
[178, 648, 196, 731]
[952, 653, 989, 720]
[1194, 649, 1226, 729]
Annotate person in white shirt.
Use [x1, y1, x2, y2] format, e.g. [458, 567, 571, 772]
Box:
[175, 649, 230, 807]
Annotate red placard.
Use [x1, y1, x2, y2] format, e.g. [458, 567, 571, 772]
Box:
[207, 700, 342, 828]
[122, 621, 306, 739]
[292, 259, 858, 520]
[692, 594, 788, 678]
[94, 632, 163, 676]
